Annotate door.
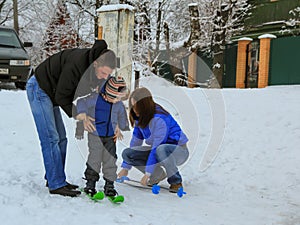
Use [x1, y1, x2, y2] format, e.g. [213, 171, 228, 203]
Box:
[269, 36, 300, 85]
[223, 43, 237, 88]
[245, 41, 260, 88]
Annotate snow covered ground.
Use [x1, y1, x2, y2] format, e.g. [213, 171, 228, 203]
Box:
[0, 77, 299, 225]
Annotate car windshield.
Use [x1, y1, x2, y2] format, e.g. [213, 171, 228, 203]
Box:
[0, 29, 22, 48]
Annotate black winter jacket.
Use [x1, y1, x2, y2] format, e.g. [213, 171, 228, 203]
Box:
[34, 40, 108, 117]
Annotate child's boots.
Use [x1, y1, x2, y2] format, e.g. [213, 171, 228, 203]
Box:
[84, 180, 97, 196]
[104, 178, 117, 196]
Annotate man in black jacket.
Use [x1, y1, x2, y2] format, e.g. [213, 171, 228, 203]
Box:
[26, 40, 117, 197]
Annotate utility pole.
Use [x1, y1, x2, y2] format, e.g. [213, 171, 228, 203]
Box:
[13, 0, 19, 34]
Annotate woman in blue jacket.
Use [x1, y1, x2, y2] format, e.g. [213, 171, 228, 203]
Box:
[118, 87, 189, 192]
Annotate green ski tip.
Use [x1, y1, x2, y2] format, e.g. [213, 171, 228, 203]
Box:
[80, 188, 105, 201]
[91, 191, 105, 200]
[107, 195, 124, 203]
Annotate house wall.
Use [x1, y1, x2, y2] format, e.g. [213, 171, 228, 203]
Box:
[226, 0, 300, 88]
[244, 0, 300, 37]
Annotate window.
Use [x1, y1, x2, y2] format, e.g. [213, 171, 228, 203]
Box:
[0, 29, 22, 48]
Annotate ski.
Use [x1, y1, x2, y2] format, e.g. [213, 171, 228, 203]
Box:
[80, 188, 124, 204]
[116, 176, 186, 198]
[80, 188, 105, 202]
[106, 195, 124, 204]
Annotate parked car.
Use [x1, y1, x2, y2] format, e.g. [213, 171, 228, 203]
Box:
[0, 26, 33, 90]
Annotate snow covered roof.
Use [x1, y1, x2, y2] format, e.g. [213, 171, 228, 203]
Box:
[238, 37, 253, 41]
[258, 34, 277, 39]
[97, 4, 135, 13]
[188, 3, 198, 7]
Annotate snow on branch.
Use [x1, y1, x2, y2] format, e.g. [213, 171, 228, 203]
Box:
[188, 3, 198, 7]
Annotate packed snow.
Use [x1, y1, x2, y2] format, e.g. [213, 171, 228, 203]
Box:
[0, 76, 299, 225]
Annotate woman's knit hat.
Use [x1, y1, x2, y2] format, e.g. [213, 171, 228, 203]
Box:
[105, 76, 127, 102]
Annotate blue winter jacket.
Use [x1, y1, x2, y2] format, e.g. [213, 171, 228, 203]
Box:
[122, 104, 188, 174]
[76, 87, 129, 137]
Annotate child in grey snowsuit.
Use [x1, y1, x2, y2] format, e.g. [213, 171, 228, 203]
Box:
[76, 76, 129, 196]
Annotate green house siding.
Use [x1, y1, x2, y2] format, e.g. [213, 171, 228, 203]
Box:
[247, 0, 300, 24]
[269, 36, 300, 85]
[243, 0, 300, 38]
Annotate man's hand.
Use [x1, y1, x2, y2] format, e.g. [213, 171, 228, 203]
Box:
[75, 121, 84, 140]
[76, 113, 87, 121]
[76, 113, 96, 133]
[83, 116, 96, 133]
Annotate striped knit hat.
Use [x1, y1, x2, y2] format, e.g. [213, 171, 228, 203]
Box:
[105, 76, 127, 102]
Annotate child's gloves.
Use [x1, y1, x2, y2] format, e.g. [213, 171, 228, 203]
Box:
[75, 121, 84, 140]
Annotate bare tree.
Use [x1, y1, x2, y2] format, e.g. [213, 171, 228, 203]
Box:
[199, 0, 251, 88]
[132, 0, 152, 62]
[12, 0, 19, 33]
[283, 6, 300, 35]
[1, 0, 251, 87]
[211, 3, 229, 87]
[129, 0, 190, 81]
[0, 0, 12, 25]
[42, 1, 79, 57]
[184, 3, 201, 51]
[67, 0, 105, 39]
[0, 0, 6, 12]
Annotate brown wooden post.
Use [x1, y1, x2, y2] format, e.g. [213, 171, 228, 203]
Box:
[257, 34, 277, 88]
[97, 26, 103, 40]
[236, 37, 252, 88]
[188, 52, 197, 88]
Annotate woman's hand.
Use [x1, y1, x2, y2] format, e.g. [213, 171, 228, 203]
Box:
[140, 174, 150, 186]
[117, 169, 128, 178]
